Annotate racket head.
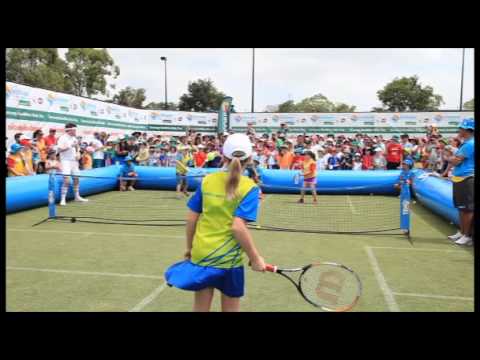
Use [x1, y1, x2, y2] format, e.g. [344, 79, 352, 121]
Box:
[299, 262, 362, 312]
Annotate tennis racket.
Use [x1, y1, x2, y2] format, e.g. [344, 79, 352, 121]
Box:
[265, 262, 362, 312]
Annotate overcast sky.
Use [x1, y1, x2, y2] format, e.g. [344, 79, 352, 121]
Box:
[59, 48, 474, 112]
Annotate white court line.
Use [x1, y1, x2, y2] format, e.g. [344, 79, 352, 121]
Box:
[364, 246, 400, 312]
[129, 282, 169, 312]
[7, 228, 184, 239]
[369, 246, 469, 253]
[7, 266, 163, 280]
[393, 292, 474, 301]
[346, 195, 357, 214]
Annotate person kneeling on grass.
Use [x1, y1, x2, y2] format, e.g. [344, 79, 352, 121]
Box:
[164, 133, 267, 312]
[298, 150, 318, 204]
[119, 156, 137, 191]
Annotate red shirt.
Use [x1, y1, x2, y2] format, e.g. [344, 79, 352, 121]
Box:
[362, 155, 373, 170]
[386, 143, 403, 163]
[44, 134, 57, 148]
[292, 155, 305, 170]
[193, 151, 207, 167]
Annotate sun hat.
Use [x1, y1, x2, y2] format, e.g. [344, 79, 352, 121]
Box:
[222, 133, 253, 160]
[459, 118, 474, 130]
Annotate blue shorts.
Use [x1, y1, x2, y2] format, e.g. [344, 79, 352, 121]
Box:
[164, 260, 245, 297]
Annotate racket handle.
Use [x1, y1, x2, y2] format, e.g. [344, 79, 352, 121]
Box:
[265, 264, 277, 273]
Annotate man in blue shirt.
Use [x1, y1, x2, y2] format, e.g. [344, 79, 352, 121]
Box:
[446, 118, 475, 246]
[119, 156, 138, 191]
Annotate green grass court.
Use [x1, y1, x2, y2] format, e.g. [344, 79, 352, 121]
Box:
[6, 190, 474, 312]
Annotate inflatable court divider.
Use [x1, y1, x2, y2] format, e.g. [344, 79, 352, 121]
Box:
[6, 166, 120, 214]
[6, 166, 461, 226]
[411, 170, 460, 226]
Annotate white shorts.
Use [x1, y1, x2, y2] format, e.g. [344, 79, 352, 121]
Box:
[61, 160, 80, 176]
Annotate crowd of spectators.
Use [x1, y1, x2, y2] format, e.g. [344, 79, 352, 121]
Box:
[5, 123, 461, 178]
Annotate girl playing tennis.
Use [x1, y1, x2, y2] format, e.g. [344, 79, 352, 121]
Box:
[165, 133, 267, 312]
[298, 150, 318, 204]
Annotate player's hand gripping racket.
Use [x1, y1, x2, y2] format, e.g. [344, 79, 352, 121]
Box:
[265, 262, 362, 312]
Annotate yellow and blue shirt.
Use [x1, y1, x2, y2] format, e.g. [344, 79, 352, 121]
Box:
[187, 172, 259, 269]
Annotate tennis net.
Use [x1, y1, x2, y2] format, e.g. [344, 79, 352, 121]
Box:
[38, 172, 410, 237]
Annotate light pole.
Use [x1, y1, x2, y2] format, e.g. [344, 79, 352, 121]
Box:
[459, 48, 465, 111]
[160, 56, 168, 109]
[251, 48, 255, 113]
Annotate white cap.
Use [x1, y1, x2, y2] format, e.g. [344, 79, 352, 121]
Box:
[223, 133, 253, 160]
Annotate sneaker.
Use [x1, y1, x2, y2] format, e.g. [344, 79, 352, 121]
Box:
[455, 235, 473, 246]
[128, 186, 135, 191]
[75, 196, 89, 202]
[448, 231, 463, 241]
[60, 199, 66, 206]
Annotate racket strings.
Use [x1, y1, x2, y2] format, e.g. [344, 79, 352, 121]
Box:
[300, 265, 361, 310]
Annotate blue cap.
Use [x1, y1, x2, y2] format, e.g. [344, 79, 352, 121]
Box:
[124, 156, 133, 162]
[403, 158, 414, 167]
[10, 143, 23, 154]
[459, 118, 474, 130]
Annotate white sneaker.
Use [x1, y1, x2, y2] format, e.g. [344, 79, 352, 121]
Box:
[128, 186, 135, 191]
[448, 231, 463, 241]
[75, 196, 89, 202]
[455, 235, 473, 246]
[60, 199, 66, 206]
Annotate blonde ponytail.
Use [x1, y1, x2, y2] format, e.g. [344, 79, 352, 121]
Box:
[225, 157, 243, 200]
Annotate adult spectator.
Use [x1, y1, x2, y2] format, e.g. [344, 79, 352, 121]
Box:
[114, 137, 130, 165]
[7, 144, 28, 176]
[32, 130, 47, 174]
[352, 153, 363, 170]
[278, 123, 289, 136]
[446, 118, 475, 246]
[193, 144, 207, 168]
[362, 148, 374, 170]
[91, 132, 105, 168]
[57, 123, 88, 206]
[276, 144, 294, 170]
[44, 129, 58, 150]
[246, 122, 256, 136]
[327, 147, 341, 170]
[135, 142, 149, 165]
[386, 135, 403, 169]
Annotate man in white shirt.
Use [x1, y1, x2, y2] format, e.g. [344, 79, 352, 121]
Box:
[57, 123, 88, 206]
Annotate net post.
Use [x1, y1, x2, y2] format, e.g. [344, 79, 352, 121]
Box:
[400, 180, 412, 243]
[48, 171, 57, 219]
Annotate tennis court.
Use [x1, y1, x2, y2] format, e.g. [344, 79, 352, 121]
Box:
[6, 190, 474, 312]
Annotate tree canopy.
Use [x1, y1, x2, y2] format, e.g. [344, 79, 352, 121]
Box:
[375, 75, 444, 111]
[111, 87, 146, 109]
[275, 94, 356, 113]
[178, 79, 225, 112]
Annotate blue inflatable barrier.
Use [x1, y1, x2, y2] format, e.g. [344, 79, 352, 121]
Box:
[260, 169, 401, 194]
[411, 170, 460, 226]
[6, 165, 462, 229]
[6, 166, 120, 214]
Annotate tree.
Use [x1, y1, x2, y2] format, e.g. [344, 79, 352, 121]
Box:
[463, 98, 474, 110]
[275, 94, 356, 112]
[6, 48, 72, 92]
[178, 79, 225, 112]
[144, 101, 178, 110]
[112, 87, 146, 109]
[376, 75, 444, 112]
[65, 48, 120, 97]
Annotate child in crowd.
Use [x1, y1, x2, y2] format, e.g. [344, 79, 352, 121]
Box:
[352, 153, 363, 170]
[373, 148, 387, 170]
[45, 150, 62, 174]
[80, 147, 93, 170]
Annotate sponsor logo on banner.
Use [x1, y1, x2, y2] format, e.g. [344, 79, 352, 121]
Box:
[340, 117, 347, 123]
[434, 113, 443, 123]
[263, 118, 268, 124]
[37, 98, 43, 105]
[272, 115, 280, 123]
[380, 117, 388, 124]
[300, 118, 307, 123]
[311, 115, 318, 123]
[186, 114, 193, 122]
[392, 113, 400, 122]
[7, 84, 32, 107]
[351, 114, 358, 122]
[234, 115, 242, 123]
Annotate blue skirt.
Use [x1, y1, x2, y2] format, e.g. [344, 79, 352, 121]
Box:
[164, 260, 245, 298]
